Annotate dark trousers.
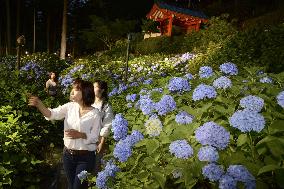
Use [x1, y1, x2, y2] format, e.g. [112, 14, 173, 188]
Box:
[63, 148, 96, 189]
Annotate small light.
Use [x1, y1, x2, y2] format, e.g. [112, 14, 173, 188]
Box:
[25, 51, 28, 54]
[68, 53, 71, 57]
[54, 52, 57, 55]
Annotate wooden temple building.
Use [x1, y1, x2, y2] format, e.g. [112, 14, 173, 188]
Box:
[146, 2, 208, 37]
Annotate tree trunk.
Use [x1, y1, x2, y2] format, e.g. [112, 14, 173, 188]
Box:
[6, 0, 11, 55]
[47, 10, 51, 53]
[16, 0, 21, 38]
[33, 7, 36, 53]
[60, 0, 67, 60]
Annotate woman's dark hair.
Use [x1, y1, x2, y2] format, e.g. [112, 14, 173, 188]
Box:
[73, 78, 95, 106]
[48, 72, 57, 82]
[94, 80, 109, 110]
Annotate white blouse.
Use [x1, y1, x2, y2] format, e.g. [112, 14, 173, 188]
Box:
[46, 102, 101, 151]
[92, 101, 114, 138]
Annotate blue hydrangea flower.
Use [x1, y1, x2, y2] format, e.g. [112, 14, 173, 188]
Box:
[256, 70, 264, 75]
[104, 160, 120, 177]
[96, 171, 108, 189]
[127, 130, 144, 146]
[168, 77, 191, 93]
[169, 140, 194, 159]
[69, 64, 84, 74]
[197, 146, 219, 162]
[227, 165, 255, 183]
[109, 87, 119, 97]
[240, 95, 264, 112]
[126, 94, 137, 102]
[220, 62, 238, 75]
[195, 121, 230, 150]
[155, 95, 176, 115]
[219, 174, 237, 189]
[96, 160, 120, 189]
[138, 95, 156, 115]
[245, 180, 256, 189]
[144, 117, 163, 137]
[181, 52, 195, 62]
[113, 140, 132, 162]
[118, 83, 128, 94]
[260, 76, 273, 83]
[175, 111, 194, 124]
[143, 78, 153, 85]
[184, 73, 194, 80]
[229, 110, 265, 132]
[111, 114, 128, 141]
[77, 170, 88, 180]
[192, 84, 217, 101]
[202, 163, 224, 181]
[59, 75, 73, 89]
[199, 66, 214, 78]
[277, 91, 284, 108]
[20, 61, 46, 79]
[129, 82, 139, 87]
[213, 76, 232, 89]
[151, 88, 163, 93]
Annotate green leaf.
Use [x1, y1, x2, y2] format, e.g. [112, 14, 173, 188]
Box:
[152, 172, 166, 189]
[146, 139, 159, 155]
[258, 165, 282, 175]
[136, 170, 149, 182]
[237, 134, 249, 147]
[268, 120, 284, 134]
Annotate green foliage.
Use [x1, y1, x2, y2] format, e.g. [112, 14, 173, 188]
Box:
[141, 19, 160, 33]
[80, 16, 138, 50]
[87, 63, 284, 189]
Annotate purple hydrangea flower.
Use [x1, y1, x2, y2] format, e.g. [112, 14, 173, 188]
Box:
[77, 170, 88, 180]
[220, 62, 238, 75]
[195, 121, 230, 150]
[111, 114, 128, 141]
[126, 130, 144, 146]
[260, 76, 273, 83]
[199, 66, 214, 78]
[175, 111, 194, 124]
[169, 140, 194, 159]
[184, 73, 194, 80]
[143, 78, 153, 85]
[202, 163, 224, 181]
[219, 174, 237, 189]
[229, 110, 265, 132]
[227, 165, 255, 183]
[240, 95, 264, 112]
[138, 95, 156, 115]
[213, 76, 232, 89]
[277, 91, 284, 108]
[192, 84, 217, 101]
[168, 77, 191, 93]
[113, 140, 132, 162]
[96, 160, 120, 189]
[155, 95, 176, 115]
[197, 146, 219, 162]
[126, 94, 137, 102]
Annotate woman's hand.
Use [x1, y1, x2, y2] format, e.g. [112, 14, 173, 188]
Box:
[28, 95, 41, 107]
[65, 129, 86, 139]
[96, 141, 104, 153]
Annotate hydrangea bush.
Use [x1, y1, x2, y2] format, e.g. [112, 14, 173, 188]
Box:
[86, 62, 284, 188]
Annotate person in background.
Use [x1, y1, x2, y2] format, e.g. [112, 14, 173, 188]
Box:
[92, 80, 114, 173]
[46, 72, 57, 97]
[29, 79, 101, 189]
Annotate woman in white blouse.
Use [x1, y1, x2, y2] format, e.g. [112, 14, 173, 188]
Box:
[29, 79, 101, 189]
[92, 80, 114, 173]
